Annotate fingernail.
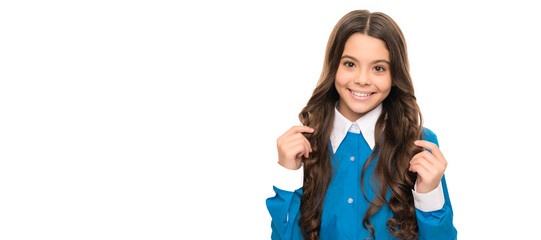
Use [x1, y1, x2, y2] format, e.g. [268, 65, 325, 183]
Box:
[414, 140, 420, 145]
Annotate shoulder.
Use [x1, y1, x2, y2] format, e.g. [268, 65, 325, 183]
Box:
[421, 127, 439, 146]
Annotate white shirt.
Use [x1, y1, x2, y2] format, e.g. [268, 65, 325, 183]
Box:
[274, 103, 444, 212]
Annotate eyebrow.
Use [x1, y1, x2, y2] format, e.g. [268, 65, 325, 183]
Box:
[341, 55, 390, 65]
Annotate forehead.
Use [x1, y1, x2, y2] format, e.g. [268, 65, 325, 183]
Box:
[342, 33, 390, 61]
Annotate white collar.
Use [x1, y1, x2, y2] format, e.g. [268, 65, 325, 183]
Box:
[330, 103, 382, 153]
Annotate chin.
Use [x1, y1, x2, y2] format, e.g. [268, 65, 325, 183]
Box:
[352, 107, 371, 115]
[347, 103, 374, 113]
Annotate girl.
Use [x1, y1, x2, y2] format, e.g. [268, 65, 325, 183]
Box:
[266, 10, 457, 240]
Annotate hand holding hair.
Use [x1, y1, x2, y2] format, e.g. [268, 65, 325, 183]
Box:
[276, 126, 314, 170]
[409, 140, 448, 193]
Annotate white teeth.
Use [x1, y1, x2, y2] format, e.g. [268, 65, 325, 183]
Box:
[351, 91, 372, 97]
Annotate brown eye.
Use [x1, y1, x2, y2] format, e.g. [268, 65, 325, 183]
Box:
[344, 61, 355, 68]
[374, 65, 386, 72]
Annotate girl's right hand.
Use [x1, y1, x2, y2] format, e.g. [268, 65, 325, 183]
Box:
[276, 126, 314, 170]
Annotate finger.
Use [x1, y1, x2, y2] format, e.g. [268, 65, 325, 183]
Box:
[302, 134, 312, 153]
[305, 134, 314, 157]
[280, 132, 313, 160]
[286, 125, 315, 136]
[410, 154, 446, 178]
[414, 140, 445, 160]
[278, 126, 313, 146]
[289, 133, 312, 153]
[410, 151, 438, 166]
[409, 162, 430, 177]
[288, 142, 308, 160]
[304, 139, 311, 158]
[286, 133, 312, 151]
[409, 157, 436, 173]
[410, 159, 440, 179]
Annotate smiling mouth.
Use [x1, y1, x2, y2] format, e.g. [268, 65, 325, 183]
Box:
[350, 90, 374, 97]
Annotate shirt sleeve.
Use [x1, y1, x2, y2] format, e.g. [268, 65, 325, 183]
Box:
[266, 163, 305, 240]
[412, 181, 445, 212]
[416, 175, 457, 239]
[273, 163, 304, 192]
[416, 128, 457, 239]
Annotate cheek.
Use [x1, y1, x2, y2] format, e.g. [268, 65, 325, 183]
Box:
[335, 69, 351, 88]
[378, 76, 392, 94]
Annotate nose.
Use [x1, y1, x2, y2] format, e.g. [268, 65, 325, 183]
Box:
[354, 70, 371, 85]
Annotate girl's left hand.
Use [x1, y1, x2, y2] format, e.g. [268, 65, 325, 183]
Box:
[409, 140, 448, 193]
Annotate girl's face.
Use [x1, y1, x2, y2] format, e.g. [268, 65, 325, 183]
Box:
[335, 33, 392, 122]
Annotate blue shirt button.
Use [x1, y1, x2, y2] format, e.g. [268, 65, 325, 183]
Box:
[350, 156, 355, 161]
[348, 198, 353, 204]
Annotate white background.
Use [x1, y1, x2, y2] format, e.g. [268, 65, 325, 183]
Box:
[1, 0, 540, 239]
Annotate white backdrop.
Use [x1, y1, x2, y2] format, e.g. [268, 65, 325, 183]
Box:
[1, 0, 540, 239]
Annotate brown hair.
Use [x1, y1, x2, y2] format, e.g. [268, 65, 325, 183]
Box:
[298, 10, 423, 239]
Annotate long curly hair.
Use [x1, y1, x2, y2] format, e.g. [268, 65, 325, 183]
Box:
[298, 10, 423, 240]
